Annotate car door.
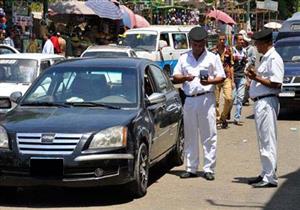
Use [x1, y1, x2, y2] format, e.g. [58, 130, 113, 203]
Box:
[149, 64, 182, 153]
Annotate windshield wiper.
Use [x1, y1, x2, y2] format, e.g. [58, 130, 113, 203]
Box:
[21, 102, 70, 108]
[65, 102, 121, 109]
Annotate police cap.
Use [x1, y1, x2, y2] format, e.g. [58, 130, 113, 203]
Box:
[252, 28, 273, 41]
[188, 26, 208, 41]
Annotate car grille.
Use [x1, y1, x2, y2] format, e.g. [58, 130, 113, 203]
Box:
[16, 133, 82, 155]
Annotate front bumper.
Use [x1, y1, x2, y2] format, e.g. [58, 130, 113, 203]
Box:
[0, 152, 135, 187]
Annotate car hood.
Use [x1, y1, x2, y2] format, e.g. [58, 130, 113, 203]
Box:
[2, 107, 139, 133]
[283, 62, 300, 76]
[0, 83, 31, 97]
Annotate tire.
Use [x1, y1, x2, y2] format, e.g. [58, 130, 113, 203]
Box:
[128, 142, 149, 198]
[169, 124, 184, 166]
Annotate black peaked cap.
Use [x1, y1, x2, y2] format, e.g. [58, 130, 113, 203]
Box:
[188, 26, 208, 41]
[252, 28, 273, 41]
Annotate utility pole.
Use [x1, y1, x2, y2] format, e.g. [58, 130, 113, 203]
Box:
[246, 0, 250, 31]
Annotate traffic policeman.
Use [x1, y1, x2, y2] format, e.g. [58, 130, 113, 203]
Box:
[246, 28, 284, 188]
[173, 27, 225, 180]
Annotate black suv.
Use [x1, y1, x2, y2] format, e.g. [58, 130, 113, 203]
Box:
[0, 58, 184, 197]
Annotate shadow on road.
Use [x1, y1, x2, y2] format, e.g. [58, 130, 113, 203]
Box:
[208, 169, 300, 209]
[265, 168, 300, 210]
[0, 160, 174, 208]
[168, 170, 206, 179]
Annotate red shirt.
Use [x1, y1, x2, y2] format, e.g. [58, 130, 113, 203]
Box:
[50, 36, 61, 54]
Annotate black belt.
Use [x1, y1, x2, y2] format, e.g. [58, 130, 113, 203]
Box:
[251, 94, 277, 102]
[185, 91, 211, 97]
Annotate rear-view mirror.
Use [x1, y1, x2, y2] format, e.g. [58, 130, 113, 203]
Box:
[10, 91, 22, 104]
[147, 93, 166, 105]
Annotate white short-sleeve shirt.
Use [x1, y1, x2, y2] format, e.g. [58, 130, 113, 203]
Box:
[249, 47, 284, 98]
[42, 39, 54, 54]
[173, 49, 225, 96]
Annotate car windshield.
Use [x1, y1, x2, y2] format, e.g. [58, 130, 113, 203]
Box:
[276, 43, 300, 62]
[22, 67, 138, 108]
[0, 59, 38, 83]
[119, 33, 157, 52]
[82, 51, 129, 58]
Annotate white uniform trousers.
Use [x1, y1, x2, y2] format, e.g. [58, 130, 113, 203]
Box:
[183, 93, 217, 174]
[254, 97, 279, 184]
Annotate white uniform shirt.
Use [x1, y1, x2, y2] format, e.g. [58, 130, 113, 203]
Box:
[3, 37, 15, 48]
[173, 49, 225, 96]
[249, 47, 284, 98]
[42, 39, 54, 54]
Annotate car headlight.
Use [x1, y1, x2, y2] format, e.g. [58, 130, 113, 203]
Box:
[88, 126, 127, 149]
[0, 126, 9, 149]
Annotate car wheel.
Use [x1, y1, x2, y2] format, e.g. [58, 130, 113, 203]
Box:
[129, 142, 149, 198]
[169, 124, 184, 166]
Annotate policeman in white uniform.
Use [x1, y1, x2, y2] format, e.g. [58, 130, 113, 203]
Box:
[246, 28, 284, 188]
[173, 27, 225, 180]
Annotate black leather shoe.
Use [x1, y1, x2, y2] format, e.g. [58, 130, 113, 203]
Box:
[180, 172, 197, 179]
[204, 172, 215, 181]
[252, 181, 277, 188]
[248, 175, 263, 185]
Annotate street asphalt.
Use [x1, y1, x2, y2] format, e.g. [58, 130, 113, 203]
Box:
[0, 103, 299, 210]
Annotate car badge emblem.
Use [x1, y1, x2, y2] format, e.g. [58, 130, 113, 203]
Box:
[41, 134, 55, 144]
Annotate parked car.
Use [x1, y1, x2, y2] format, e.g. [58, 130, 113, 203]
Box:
[0, 44, 20, 54]
[275, 36, 300, 110]
[0, 58, 184, 197]
[0, 53, 65, 114]
[80, 45, 137, 58]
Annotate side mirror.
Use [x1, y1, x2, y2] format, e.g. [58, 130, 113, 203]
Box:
[10, 91, 22, 104]
[147, 93, 166, 105]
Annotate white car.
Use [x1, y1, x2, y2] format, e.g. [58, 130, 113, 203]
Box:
[0, 53, 65, 114]
[80, 45, 138, 58]
[0, 44, 20, 54]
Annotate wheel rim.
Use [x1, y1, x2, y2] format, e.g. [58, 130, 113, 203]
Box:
[139, 145, 148, 189]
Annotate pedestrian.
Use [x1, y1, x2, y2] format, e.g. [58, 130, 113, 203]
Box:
[27, 33, 40, 53]
[240, 30, 256, 106]
[50, 32, 61, 54]
[246, 28, 284, 188]
[3, 29, 15, 48]
[42, 33, 54, 54]
[212, 33, 234, 129]
[173, 26, 225, 180]
[57, 32, 66, 57]
[232, 33, 248, 125]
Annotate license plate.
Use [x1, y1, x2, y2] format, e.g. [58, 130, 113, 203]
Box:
[30, 158, 63, 177]
[279, 91, 295, 97]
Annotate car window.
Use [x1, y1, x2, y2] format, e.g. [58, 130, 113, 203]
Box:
[0, 59, 38, 83]
[172, 33, 188, 49]
[40, 60, 51, 72]
[0, 47, 15, 54]
[23, 67, 138, 108]
[275, 42, 300, 62]
[82, 51, 129, 58]
[160, 33, 170, 46]
[149, 65, 168, 93]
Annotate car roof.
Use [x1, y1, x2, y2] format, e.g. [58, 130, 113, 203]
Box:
[125, 25, 195, 33]
[53, 57, 151, 69]
[0, 53, 64, 60]
[85, 45, 133, 52]
[275, 36, 300, 43]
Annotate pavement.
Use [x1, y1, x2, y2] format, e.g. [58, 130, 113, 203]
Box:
[0, 103, 299, 210]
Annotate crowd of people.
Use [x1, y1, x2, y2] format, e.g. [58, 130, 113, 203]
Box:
[173, 26, 283, 189]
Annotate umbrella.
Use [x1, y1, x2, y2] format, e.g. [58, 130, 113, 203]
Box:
[264, 22, 282, 29]
[134, 14, 150, 28]
[49, 1, 95, 15]
[48, 1, 95, 24]
[85, 0, 123, 20]
[206, 9, 236, 25]
[120, 5, 136, 29]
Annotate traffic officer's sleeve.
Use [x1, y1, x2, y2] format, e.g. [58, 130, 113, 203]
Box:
[214, 54, 226, 78]
[269, 56, 284, 84]
[173, 55, 184, 76]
